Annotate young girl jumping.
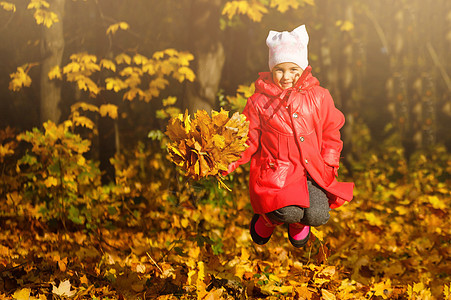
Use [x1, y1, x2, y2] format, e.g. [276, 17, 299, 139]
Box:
[225, 25, 354, 248]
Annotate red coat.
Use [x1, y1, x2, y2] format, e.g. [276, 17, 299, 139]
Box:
[227, 66, 354, 214]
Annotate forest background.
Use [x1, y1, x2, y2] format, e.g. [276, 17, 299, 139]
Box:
[0, 0, 450, 299]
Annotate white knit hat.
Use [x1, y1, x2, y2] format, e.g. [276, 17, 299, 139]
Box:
[266, 25, 309, 70]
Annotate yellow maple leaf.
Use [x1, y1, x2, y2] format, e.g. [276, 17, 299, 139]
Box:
[12, 288, 31, 300]
[133, 54, 149, 65]
[9, 66, 32, 91]
[44, 176, 58, 188]
[164, 48, 178, 57]
[34, 9, 59, 28]
[71, 102, 99, 113]
[121, 66, 143, 78]
[72, 115, 95, 130]
[178, 52, 194, 66]
[0, 144, 14, 158]
[124, 87, 145, 101]
[99, 104, 118, 119]
[75, 75, 100, 95]
[247, 1, 268, 22]
[149, 77, 169, 92]
[270, 0, 299, 13]
[0, 1, 16, 12]
[371, 279, 392, 299]
[63, 62, 81, 74]
[27, 0, 49, 9]
[106, 21, 129, 34]
[105, 77, 127, 92]
[115, 53, 132, 65]
[152, 50, 165, 60]
[48, 65, 62, 80]
[100, 59, 116, 72]
[162, 96, 177, 107]
[177, 66, 196, 82]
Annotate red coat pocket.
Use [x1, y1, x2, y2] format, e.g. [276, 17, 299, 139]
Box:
[256, 159, 291, 189]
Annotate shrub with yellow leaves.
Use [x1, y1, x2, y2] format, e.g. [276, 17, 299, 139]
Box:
[166, 109, 249, 188]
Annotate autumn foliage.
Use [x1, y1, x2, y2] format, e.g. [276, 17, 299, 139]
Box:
[1, 117, 450, 299]
[166, 109, 249, 184]
[1, 0, 450, 299]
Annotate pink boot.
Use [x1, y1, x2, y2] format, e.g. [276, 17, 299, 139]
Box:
[288, 223, 310, 248]
[250, 214, 281, 245]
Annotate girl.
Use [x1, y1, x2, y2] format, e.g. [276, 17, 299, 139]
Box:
[225, 25, 354, 248]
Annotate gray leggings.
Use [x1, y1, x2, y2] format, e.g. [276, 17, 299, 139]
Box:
[266, 181, 330, 227]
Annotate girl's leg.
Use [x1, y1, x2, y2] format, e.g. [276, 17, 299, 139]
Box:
[266, 205, 304, 224]
[250, 214, 281, 245]
[301, 180, 330, 226]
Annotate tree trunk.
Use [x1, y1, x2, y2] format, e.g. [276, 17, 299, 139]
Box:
[184, 0, 226, 113]
[40, 0, 65, 123]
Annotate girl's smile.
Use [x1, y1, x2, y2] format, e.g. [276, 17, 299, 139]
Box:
[271, 62, 303, 90]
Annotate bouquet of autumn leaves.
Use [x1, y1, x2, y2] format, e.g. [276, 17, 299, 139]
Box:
[166, 109, 249, 189]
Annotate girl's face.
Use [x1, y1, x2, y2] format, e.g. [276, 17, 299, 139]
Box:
[271, 62, 303, 90]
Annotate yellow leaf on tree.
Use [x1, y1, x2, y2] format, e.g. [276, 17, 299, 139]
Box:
[133, 54, 149, 65]
[105, 77, 127, 92]
[115, 53, 132, 65]
[9, 66, 32, 92]
[106, 21, 130, 34]
[63, 62, 81, 74]
[149, 77, 169, 92]
[270, 0, 299, 13]
[222, 0, 268, 22]
[100, 59, 116, 72]
[71, 101, 99, 113]
[44, 176, 58, 188]
[99, 104, 118, 119]
[72, 115, 95, 130]
[162, 96, 177, 107]
[124, 87, 146, 101]
[178, 52, 194, 66]
[0, 1, 16, 12]
[164, 48, 178, 57]
[75, 75, 100, 95]
[177, 66, 196, 82]
[48, 65, 62, 80]
[34, 9, 59, 28]
[0, 144, 14, 158]
[27, 0, 49, 9]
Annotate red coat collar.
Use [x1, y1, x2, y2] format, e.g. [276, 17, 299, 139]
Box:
[254, 66, 319, 99]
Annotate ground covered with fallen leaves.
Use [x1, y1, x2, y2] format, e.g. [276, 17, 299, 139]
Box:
[0, 134, 450, 299]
